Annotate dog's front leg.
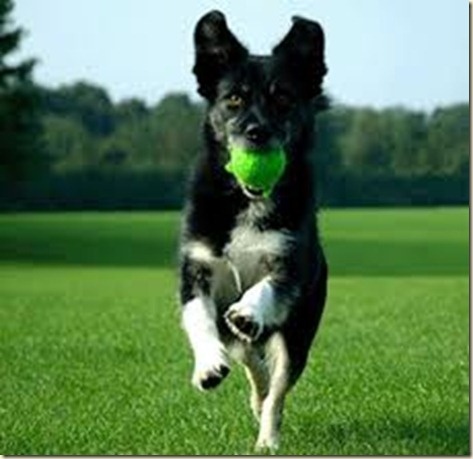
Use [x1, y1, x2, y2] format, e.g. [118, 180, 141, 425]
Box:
[182, 296, 230, 390]
[224, 276, 295, 342]
[180, 252, 230, 390]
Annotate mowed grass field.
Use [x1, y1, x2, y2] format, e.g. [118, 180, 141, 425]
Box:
[0, 208, 469, 455]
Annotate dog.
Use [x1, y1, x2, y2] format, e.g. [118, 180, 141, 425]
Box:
[179, 10, 328, 451]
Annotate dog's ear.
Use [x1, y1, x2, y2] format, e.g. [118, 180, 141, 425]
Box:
[272, 16, 327, 99]
[193, 11, 248, 99]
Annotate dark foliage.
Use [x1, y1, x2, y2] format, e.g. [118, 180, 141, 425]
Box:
[0, 78, 468, 210]
[0, 0, 44, 187]
[0, 0, 468, 210]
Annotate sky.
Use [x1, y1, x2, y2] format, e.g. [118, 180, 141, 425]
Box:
[11, 0, 469, 111]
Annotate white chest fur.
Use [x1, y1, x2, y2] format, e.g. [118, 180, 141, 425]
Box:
[224, 226, 291, 285]
[217, 223, 293, 307]
[184, 203, 295, 309]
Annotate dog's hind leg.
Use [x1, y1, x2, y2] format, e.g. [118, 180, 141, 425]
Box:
[255, 332, 291, 451]
[241, 348, 270, 420]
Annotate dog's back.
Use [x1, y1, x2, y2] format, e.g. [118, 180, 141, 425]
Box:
[179, 10, 328, 451]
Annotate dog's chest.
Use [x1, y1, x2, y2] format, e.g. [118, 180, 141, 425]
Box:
[212, 205, 293, 308]
[211, 226, 283, 307]
[223, 225, 283, 279]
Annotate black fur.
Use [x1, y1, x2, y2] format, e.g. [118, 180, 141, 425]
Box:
[179, 10, 329, 448]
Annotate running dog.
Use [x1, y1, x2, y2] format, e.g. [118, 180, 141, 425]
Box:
[179, 10, 328, 450]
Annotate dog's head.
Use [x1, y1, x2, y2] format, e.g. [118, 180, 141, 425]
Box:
[193, 11, 327, 194]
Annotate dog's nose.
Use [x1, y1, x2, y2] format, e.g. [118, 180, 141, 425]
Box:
[245, 124, 271, 146]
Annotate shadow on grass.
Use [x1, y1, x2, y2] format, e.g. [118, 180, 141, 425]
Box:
[0, 231, 178, 268]
[0, 219, 467, 276]
[0, 237, 467, 277]
[0, 217, 179, 268]
[325, 238, 468, 277]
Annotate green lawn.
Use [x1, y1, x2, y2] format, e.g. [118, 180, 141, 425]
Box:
[0, 208, 469, 455]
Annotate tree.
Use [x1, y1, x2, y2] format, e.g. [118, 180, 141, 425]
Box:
[0, 0, 43, 182]
[150, 93, 203, 172]
[100, 97, 153, 171]
[421, 104, 469, 176]
[339, 108, 391, 176]
[381, 108, 427, 177]
[39, 82, 115, 137]
[315, 106, 355, 179]
[41, 115, 94, 173]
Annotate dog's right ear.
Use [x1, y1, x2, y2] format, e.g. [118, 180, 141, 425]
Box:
[272, 16, 327, 99]
[193, 11, 248, 99]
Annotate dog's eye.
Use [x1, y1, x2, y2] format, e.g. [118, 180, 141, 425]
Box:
[226, 94, 244, 110]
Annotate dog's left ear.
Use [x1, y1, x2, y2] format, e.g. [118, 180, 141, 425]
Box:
[272, 17, 327, 99]
[193, 11, 249, 99]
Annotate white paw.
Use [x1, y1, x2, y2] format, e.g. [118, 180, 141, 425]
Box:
[255, 435, 279, 452]
[192, 346, 230, 391]
[224, 302, 263, 342]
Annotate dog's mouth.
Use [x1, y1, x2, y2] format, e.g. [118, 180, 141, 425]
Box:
[241, 185, 265, 200]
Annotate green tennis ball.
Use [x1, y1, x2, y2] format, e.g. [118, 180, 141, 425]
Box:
[225, 145, 287, 197]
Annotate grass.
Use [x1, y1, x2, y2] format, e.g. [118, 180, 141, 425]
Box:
[0, 208, 469, 455]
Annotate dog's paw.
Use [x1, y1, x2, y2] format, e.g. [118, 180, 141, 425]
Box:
[255, 437, 279, 453]
[192, 349, 230, 391]
[192, 364, 230, 391]
[224, 302, 263, 342]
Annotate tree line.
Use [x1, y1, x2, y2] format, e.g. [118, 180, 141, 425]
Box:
[0, 0, 469, 210]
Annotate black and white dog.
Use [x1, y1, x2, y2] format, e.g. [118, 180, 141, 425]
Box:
[179, 10, 328, 450]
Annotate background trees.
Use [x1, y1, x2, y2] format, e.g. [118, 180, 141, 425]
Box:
[33, 84, 469, 184]
[0, 0, 43, 183]
[0, 0, 468, 210]
[0, 78, 468, 210]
